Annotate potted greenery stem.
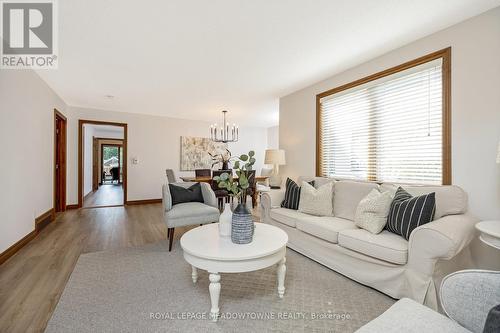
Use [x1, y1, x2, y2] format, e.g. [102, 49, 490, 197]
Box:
[214, 150, 256, 244]
[208, 149, 234, 170]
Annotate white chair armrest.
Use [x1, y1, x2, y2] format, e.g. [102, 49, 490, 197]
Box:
[200, 182, 218, 208]
[162, 184, 172, 212]
[408, 214, 478, 275]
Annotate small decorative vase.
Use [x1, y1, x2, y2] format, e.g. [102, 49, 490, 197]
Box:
[219, 203, 232, 237]
[231, 203, 254, 244]
[221, 161, 229, 170]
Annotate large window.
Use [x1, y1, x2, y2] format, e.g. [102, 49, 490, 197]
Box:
[316, 48, 450, 185]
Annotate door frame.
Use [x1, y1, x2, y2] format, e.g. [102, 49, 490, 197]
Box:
[78, 120, 128, 208]
[101, 143, 123, 185]
[54, 109, 67, 213]
[92, 137, 99, 191]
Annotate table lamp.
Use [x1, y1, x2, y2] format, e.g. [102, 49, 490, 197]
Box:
[265, 149, 286, 188]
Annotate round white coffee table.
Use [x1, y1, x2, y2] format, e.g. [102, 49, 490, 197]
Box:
[180, 223, 288, 321]
[476, 220, 500, 250]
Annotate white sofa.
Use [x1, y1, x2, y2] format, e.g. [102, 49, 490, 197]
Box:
[260, 177, 478, 310]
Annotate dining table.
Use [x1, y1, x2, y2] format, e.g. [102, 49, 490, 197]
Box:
[179, 175, 269, 208]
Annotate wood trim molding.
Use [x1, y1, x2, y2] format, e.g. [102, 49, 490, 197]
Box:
[0, 231, 37, 265]
[125, 199, 162, 205]
[94, 137, 124, 142]
[78, 120, 128, 208]
[66, 204, 79, 210]
[1, 209, 55, 265]
[316, 47, 452, 185]
[35, 208, 55, 232]
[83, 191, 93, 200]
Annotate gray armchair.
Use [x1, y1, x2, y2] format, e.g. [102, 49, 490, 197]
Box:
[356, 269, 500, 332]
[162, 182, 220, 251]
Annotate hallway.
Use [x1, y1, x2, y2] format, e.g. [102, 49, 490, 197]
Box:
[83, 184, 123, 207]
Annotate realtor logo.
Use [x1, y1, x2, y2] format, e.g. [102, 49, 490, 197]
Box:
[1, 0, 57, 68]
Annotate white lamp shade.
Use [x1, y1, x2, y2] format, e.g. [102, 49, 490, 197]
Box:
[265, 149, 286, 165]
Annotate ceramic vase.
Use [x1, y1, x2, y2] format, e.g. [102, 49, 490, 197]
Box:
[219, 203, 232, 237]
[231, 203, 254, 244]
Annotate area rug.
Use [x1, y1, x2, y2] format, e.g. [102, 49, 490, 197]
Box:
[45, 241, 394, 332]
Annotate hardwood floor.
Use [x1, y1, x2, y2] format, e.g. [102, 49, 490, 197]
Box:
[0, 204, 166, 332]
[83, 184, 124, 208]
[0, 203, 261, 332]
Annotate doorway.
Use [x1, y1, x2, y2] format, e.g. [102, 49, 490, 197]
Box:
[54, 109, 67, 212]
[78, 120, 127, 208]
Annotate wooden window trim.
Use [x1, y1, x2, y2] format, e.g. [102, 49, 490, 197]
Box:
[316, 47, 451, 185]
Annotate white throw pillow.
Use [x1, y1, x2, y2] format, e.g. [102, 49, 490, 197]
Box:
[298, 181, 333, 216]
[354, 189, 393, 234]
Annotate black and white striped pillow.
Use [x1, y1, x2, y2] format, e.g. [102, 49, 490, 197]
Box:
[386, 187, 436, 240]
[281, 178, 313, 210]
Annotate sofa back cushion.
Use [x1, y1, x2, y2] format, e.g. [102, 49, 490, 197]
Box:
[334, 181, 379, 220]
[380, 183, 467, 219]
[297, 176, 335, 189]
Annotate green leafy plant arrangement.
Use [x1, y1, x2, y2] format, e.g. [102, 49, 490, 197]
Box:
[213, 150, 256, 203]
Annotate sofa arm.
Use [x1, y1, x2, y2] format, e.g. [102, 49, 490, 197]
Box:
[408, 214, 478, 274]
[260, 189, 285, 221]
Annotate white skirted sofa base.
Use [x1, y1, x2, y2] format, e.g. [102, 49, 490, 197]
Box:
[260, 177, 478, 310]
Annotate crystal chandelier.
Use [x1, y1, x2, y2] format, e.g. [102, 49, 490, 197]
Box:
[210, 110, 238, 143]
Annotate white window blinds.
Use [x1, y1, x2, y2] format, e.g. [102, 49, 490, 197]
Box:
[318, 58, 444, 185]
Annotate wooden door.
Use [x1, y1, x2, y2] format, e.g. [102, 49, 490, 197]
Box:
[54, 110, 67, 212]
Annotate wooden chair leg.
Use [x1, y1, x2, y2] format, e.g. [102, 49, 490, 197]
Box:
[168, 228, 175, 252]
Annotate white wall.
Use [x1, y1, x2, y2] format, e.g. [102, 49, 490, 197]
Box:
[0, 70, 67, 253]
[280, 7, 500, 221]
[67, 107, 269, 203]
[82, 125, 94, 196]
[93, 127, 124, 140]
[267, 126, 279, 149]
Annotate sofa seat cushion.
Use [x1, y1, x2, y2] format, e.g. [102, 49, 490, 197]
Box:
[338, 229, 408, 265]
[270, 208, 312, 228]
[295, 216, 357, 244]
[166, 202, 220, 227]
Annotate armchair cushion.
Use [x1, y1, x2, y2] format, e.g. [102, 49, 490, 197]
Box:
[169, 183, 204, 205]
[166, 202, 220, 228]
[355, 298, 470, 333]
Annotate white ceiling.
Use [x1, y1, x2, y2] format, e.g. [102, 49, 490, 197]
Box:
[37, 0, 500, 127]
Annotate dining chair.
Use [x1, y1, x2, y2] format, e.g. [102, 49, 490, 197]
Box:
[165, 169, 176, 183]
[195, 169, 211, 178]
[212, 170, 232, 209]
[256, 168, 272, 199]
[110, 167, 120, 184]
